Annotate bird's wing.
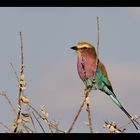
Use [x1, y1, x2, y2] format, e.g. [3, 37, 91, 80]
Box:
[98, 61, 109, 80]
[97, 61, 117, 97]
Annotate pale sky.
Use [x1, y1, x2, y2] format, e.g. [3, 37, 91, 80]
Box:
[0, 7, 140, 133]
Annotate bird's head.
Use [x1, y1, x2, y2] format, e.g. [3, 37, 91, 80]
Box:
[70, 42, 94, 51]
[70, 42, 97, 58]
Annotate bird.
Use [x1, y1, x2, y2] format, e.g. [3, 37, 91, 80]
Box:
[70, 41, 140, 130]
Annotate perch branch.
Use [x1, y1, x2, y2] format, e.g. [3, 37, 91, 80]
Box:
[67, 87, 91, 133]
[86, 97, 93, 133]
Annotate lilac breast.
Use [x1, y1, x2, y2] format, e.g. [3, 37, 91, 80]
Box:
[77, 55, 97, 81]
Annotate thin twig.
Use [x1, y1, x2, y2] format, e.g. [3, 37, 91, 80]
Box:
[119, 115, 140, 130]
[30, 114, 37, 133]
[54, 120, 59, 133]
[48, 123, 54, 133]
[32, 111, 45, 133]
[0, 92, 17, 115]
[67, 98, 85, 133]
[67, 87, 91, 133]
[22, 124, 30, 133]
[10, 63, 19, 82]
[96, 16, 100, 60]
[28, 108, 37, 133]
[86, 100, 93, 133]
[95, 16, 100, 75]
[22, 123, 34, 133]
[20, 32, 24, 67]
[40, 105, 53, 133]
[0, 122, 12, 133]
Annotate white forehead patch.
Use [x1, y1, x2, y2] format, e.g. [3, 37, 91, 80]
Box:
[77, 42, 93, 49]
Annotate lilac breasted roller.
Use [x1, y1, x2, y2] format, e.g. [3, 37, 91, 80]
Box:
[70, 42, 140, 130]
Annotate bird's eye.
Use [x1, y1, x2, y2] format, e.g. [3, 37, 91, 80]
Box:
[82, 47, 87, 49]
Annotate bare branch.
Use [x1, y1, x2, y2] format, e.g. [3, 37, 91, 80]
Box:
[40, 105, 53, 133]
[96, 16, 100, 60]
[14, 32, 26, 133]
[86, 97, 93, 133]
[119, 115, 140, 130]
[20, 32, 24, 68]
[67, 87, 91, 133]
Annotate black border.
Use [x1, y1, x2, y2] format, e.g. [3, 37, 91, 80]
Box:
[0, 133, 140, 139]
[0, 0, 140, 7]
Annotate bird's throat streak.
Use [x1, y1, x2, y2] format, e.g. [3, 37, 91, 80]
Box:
[81, 56, 88, 79]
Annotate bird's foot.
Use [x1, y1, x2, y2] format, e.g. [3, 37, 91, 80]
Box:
[84, 86, 91, 92]
[84, 86, 91, 97]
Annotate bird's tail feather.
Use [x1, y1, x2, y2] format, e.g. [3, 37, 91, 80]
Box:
[120, 106, 140, 130]
[109, 94, 140, 130]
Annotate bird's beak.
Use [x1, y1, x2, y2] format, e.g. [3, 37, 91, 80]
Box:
[70, 46, 78, 50]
